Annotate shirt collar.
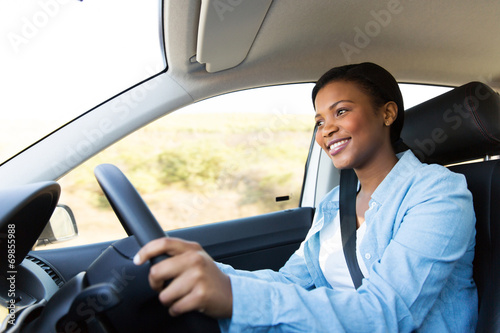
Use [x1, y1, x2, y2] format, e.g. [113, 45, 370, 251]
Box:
[370, 150, 422, 205]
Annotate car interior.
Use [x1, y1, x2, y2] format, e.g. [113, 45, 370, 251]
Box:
[1, 81, 498, 332]
[1, 0, 500, 332]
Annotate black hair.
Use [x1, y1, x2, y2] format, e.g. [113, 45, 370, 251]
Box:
[312, 62, 405, 149]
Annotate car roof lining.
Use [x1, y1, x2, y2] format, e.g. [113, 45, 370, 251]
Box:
[164, 0, 500, 102]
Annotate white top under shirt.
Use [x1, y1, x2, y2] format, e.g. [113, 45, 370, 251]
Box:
[318, 211, 370, 290]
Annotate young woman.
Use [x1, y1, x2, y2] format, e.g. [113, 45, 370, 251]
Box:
[134, 63, 478, 332]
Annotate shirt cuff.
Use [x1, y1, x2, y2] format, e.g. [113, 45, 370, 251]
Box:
[218, 274, 276, 332]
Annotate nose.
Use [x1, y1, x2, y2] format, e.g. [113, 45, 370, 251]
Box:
[321, 118, 338, 138]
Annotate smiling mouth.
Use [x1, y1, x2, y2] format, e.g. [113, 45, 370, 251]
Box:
[328, 138, 350, 155]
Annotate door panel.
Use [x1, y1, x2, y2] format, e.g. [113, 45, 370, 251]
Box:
[30, 207, 314, 281]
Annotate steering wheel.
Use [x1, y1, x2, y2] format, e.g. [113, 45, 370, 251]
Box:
[91, 164, 220, 332]
[21, 164, 220, 332]
[94, 164, 169, 265]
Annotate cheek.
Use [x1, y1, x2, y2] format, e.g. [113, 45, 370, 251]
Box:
[315, 130, 322, 146]
[344, 117, 365, 136]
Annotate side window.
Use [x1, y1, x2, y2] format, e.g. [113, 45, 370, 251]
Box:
[42, 84, 315, 249]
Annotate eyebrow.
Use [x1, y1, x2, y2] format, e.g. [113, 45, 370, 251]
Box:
[314, 100, 354, 118]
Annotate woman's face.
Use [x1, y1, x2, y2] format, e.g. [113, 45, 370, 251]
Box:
[314, 80, 393, 170]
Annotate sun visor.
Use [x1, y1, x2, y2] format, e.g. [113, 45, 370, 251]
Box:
[196, 0, 273, 73]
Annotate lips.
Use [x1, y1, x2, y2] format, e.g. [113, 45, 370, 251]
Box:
[327, 138, 350, 156]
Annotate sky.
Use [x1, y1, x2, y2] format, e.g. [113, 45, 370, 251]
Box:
[0, 0, 162, 121]
[0, 0, 163, 161]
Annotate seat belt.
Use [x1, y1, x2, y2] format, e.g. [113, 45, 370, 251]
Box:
[339, 168, 364, 289]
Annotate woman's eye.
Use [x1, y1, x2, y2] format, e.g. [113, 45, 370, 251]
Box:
[336, 109, 347, 116]
[316, 120, 324, 127]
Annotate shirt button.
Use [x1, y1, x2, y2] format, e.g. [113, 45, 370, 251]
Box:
[365, 253, 372, 260]
[370, 202, 377, 209]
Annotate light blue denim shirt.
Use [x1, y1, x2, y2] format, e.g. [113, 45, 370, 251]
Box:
[217, 150, 478, 332]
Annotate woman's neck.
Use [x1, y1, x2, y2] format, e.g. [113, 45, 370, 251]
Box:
[355, 150, 398, 196]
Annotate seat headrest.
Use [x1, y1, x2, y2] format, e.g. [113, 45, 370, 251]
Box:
[401, 82, 500, 165]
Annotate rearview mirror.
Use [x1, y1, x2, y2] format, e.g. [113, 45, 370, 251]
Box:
[36, 204, 78, 247]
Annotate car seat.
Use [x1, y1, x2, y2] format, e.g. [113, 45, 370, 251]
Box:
[401, 81, 500, 333]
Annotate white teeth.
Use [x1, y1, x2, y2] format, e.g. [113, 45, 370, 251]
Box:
[329, 139, 348, 150]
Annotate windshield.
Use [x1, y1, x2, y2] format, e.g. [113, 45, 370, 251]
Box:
[0, 0, 165, 164]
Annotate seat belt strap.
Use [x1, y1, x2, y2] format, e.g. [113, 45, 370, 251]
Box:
[339, 168, 364, 289]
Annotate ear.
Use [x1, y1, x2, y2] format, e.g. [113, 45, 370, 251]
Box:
[382, 101, 398, 127]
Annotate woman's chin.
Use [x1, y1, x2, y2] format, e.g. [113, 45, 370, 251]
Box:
[329, 150, 355, 170]
[332, 159, 350, 170]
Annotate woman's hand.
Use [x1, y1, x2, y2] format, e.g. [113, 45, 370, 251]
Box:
[133, 237, 232, 318]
